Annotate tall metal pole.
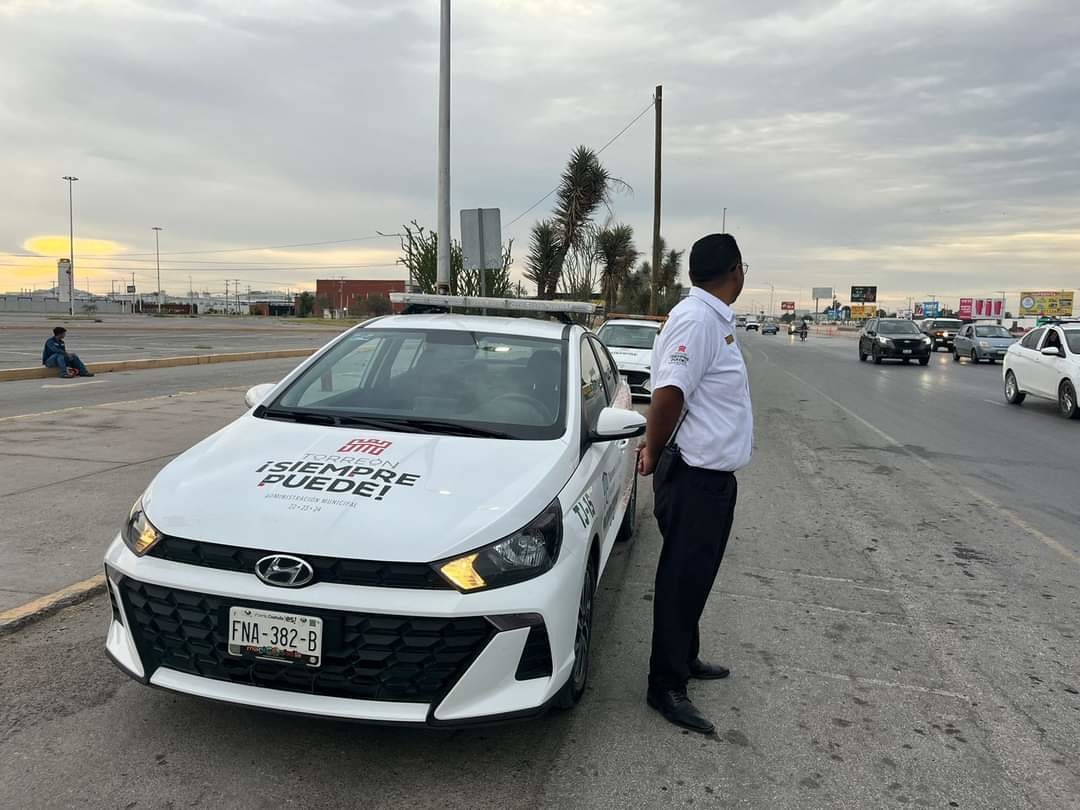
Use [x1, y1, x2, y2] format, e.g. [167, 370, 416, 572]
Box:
[436, 0, 452, 294]
[152, 226, 163, 314]
[768, 283, 774, 317]
[722, 207, 727, 233]
[62, 176, 78, 316]
[649, 85, 662, 315]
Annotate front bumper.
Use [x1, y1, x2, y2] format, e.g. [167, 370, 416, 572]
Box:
[617, 367, 652, 397]
[929, 335, 954, 348]
[974, 346, 1009, 361]
[875, 344, 931, 359]
[103, 536, 581, 725]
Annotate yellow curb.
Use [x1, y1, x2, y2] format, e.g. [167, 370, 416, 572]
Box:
[0, 573, 107, 636]
[0, 348, 316, 382]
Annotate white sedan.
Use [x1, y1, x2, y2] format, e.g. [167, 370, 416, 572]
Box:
[1003, 321, 1080, 419]
[595, 317, 663, 399]
[104, 298, 645, 725]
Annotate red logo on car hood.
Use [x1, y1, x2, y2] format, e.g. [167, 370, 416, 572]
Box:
[338, 438, 393, 456]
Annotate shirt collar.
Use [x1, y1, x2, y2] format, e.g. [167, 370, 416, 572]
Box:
[689, 286, 735, 324]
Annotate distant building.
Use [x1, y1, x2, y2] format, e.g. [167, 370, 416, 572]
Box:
[314, 279, 406, 317]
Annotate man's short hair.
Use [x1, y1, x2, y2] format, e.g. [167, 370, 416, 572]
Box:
[53, 326, 67, 336]
[689, 233, 741, 283]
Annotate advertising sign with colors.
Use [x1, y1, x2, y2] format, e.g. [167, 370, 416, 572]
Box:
[958, 298, 973, 319]
[781, 301, 796, 311]
[1019, 291, 1074, 317]
[922, 301, 941, 318]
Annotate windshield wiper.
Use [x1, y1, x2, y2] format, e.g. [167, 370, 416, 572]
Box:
[347, 416, 516, 439]
[261, 408, 337, 426]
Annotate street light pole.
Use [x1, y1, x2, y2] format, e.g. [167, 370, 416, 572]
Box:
[152, 227, 163, 314]
[722, 207, 727, 233]
[62, 176, 78, 316]
[435, 0, 451, 294]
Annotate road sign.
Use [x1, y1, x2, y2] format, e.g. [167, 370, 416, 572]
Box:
[850, 285, 877, 303]
[127, 285, 137, 294]
[781, 301, 795, 311]
[460, 208, 502, 271]
[811, 287, 832, 300]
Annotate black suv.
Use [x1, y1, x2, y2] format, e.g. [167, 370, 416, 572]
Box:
[919, 318, 964, 351]
[859, 318, 932, 365]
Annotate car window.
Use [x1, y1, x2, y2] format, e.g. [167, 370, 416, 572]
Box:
[272, 328, 568, 440]
[865, 319, 876, 332]
[580, 337, 609, 428]
[1066, 331, 1080, 354]
[878, 321, 921, 335]
[974, 326, 1010, 338]
[1042, 329, 1062, 351]
[588, 336, 620, 401]
[1020, 328, 1045, 350]
[596, 323, 658, 350]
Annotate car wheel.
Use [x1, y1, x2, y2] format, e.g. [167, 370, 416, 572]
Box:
[918, 356, 930, 366]
[616, 474, 637, 543]
[953, 349, 960, 362]
[873, 348, 883, 365]
[554, 554, 598, 710]
[859, 348, 867, 362]
[970, 350, 980, 364]
[1059, 380, 1079, 419]
[1004, 371, 1026, 405]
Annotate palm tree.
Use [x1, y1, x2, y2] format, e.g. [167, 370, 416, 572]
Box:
[530, 146, 627, 298]
[596, 224, 638, 312]
[524, 220, 560, 297]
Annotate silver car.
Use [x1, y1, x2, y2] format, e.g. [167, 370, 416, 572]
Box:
[953, 323, 1017, 364]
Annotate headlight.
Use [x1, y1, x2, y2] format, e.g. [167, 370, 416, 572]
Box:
[877, 336, 890, 345]
[436, 500, 563, 592]
[921, 336, 932, 344]
[123, 497, 162, 556]
[979, 341, 990, 348]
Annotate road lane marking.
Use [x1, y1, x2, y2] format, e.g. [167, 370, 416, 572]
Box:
[0, 386, 247, 422]
[983, 398, 1008, 408]
[41, 379, 106, 388]
[777, 366, 1080, 567]
[725, 591, 908, 625]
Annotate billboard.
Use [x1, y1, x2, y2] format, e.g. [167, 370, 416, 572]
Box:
[850, 285, 877, 303]
[850, 303, 876, 318]
[811, 287, 833, 300]
[1019, 290, 1074, 317]
[781, 301, 795, 311]
[958, 298, 973, 319]
[922, 301, 941, 318]
[974, 298, 1003, 318]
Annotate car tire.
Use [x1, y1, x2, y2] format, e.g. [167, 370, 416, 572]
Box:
[859, 348, 867, 362]
[970, 350, 980, 364]
[873, 348, 883, 365]
[918, 356, 930, 366]
[554, 553, 598, 710]
[1004, 371, 1026, 405]
[616, 474, 637, 543]
[953, 349, 960, 362]
[1059, 380, 1079, 420]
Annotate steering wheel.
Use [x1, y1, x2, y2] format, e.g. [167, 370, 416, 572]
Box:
[486, 393, 552, 422]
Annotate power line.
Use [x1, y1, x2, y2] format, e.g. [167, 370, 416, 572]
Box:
[504, 98, 656, 229]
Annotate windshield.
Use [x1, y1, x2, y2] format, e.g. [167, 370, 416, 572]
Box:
[929, 320, 962, 329]
[597, 323, 658, 350]
[878, 321, 921, 335]
[975, 326, 1012, 339]
[268, 328, 567, 440]
[1066, 330, 1080, 354]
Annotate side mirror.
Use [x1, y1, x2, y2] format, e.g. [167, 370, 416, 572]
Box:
[1041, 346, 1064, 358]
[244, 383, 277, 408]
[591, 407, 647, 442]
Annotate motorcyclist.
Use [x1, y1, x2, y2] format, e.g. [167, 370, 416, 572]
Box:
[798, 321, 808, 340]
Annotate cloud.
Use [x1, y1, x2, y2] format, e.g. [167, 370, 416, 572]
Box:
[1, 0, 1078, 311]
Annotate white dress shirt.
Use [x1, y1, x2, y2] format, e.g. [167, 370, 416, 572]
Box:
[650, 287, 753, 471]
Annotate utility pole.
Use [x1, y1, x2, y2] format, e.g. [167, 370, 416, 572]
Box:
[436, 0, 452, 294]
[131, 272, 137, 313]
[62, 176, 78, 316]
[152, 226, 163, 314]
[189, 275, 194, 314]
[768, 282, 775, 317]
[649, 84, 662, 315]
[224, 280, 230, 315]
[234, 278, 241, 315]
[722, 207, 727, 233]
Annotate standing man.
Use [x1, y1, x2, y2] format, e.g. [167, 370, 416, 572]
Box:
[42, 326, 94, 378]
[637, 233, 752, 734]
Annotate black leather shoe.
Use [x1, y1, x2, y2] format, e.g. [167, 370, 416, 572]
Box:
[689, 658, 730, 680]
[646, 688, 715, 734]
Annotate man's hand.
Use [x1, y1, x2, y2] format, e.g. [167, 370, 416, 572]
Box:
[637, 444, 658, 477]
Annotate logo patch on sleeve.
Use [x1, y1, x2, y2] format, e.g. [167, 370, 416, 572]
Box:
[725, 334, 735, 345]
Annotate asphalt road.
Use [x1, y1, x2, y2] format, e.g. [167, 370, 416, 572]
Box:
[1, 334, 1077, 808]
[0, 313, 341, 369]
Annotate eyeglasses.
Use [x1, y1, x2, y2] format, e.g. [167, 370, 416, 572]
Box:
[737, 263, 749, 276]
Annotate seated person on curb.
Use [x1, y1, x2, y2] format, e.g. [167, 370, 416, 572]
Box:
[42, 326, 94, 378]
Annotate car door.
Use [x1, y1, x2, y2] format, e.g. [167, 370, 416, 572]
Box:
[957, 325, 973, 356]
[584, 336, 631, 546]
[1012, 327, 1046, 393]
[1032, 328, 1066, 397]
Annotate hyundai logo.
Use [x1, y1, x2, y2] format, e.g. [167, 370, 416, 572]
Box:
[254, 554, 315, 588]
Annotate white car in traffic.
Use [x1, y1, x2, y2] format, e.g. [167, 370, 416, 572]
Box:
[595, 317, 663, 399]
[104, 298, 645, 725]
[1002, 321, 1080, 419]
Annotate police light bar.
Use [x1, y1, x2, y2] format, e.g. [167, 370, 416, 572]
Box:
[390, 293, 598, 315]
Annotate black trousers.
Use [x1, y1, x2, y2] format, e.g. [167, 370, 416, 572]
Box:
[648, 456, 738, 692]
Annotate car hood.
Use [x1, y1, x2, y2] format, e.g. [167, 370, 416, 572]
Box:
[142, 415, 576, 562]
[606, 347, 652, 370]
[978, 337, 1017, 347]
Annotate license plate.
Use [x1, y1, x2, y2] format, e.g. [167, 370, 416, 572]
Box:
[228, 606, 323, 667]
[902, 349, 912, 354]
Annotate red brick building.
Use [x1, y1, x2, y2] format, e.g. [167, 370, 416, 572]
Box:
[314, 279, 406, 317]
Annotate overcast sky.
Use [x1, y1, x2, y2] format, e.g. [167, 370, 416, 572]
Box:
[1, 0, 1078, 311]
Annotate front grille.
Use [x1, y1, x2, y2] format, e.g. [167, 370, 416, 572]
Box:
[146, 535, 450, 590]
[894, 339, 922, 349]
[107, 578, 122, 623]
[623, 370, 649, 388]
[515, 624, 553, 680]
[119, 579, 493, 703]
